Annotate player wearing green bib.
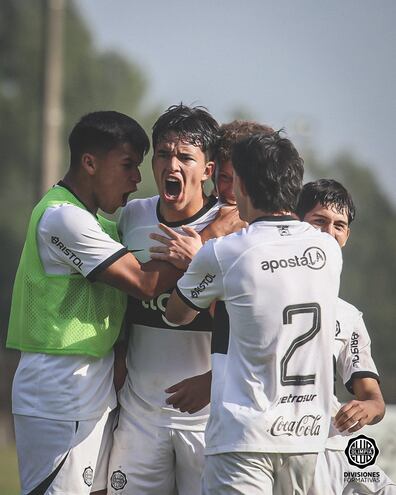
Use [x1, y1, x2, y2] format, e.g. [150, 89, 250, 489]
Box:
[7, 111, 190, 495]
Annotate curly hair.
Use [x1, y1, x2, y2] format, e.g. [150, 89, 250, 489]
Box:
[214, 120, 274, 165]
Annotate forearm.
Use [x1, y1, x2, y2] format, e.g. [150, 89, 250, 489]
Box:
[96, 253, 183, 300]
[138, 260, 183, 299]
[165, 289, 199, 325]
[353, 383, 385, 424]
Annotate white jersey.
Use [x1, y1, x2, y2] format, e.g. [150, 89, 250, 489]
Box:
[118, 195, 221, 430]
[177, 217, 342, 454]
[12, 187, 127, 421]
[326, 298, 379, 450]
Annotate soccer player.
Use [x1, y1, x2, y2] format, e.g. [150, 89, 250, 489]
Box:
[107, 104, 222, 495]
[297, 180, 395, 495]
[162, 120, 273, 414]
[6, 111, 193, 495]
[165, 132, 342, 495]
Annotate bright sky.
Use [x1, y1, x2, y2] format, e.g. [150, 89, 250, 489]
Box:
[77, 0, 396, 204]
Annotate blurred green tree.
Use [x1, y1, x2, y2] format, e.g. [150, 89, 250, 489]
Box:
[0, 0, 159, 417]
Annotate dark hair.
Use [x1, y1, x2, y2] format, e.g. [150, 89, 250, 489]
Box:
[152, 104, 219, 159]
[231, 131, 304, 212]
[214, 120, 274, 165]
[68, 111, 150, 168]
[296, 179, 356, 224]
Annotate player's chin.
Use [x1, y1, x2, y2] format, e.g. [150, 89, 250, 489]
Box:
[121, 190, 135, 207]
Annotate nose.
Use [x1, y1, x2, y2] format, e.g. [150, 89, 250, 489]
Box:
[132, 167, 141, 184]
[167, 155, 180, 172]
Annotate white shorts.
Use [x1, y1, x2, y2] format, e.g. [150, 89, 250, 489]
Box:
[309, 450, 396, 495]
[14, 407, 115, 495]
[107, 408, 205, 495]
[202, 451, 318, 495]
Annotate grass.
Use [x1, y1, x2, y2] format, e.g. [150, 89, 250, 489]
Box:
[0, 444, 20, 495]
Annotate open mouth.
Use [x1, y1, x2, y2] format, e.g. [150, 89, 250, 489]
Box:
[164, 177, 182, 200]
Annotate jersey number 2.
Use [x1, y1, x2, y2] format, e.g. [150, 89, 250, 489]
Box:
[280, 303, 321, 386]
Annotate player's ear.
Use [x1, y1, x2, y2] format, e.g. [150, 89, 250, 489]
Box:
[81, 153, 97, 176]
[202, 160, 215, 181]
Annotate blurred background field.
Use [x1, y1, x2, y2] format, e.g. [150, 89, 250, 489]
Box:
[1, 0, 395, 489]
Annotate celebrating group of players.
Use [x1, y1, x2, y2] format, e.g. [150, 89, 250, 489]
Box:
[7, 105, 395, 494]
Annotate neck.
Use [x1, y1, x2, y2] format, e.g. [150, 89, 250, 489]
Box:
[158, 193, 208, 223]
[62, 171, 98, 214]
[249, 209, 297, 224]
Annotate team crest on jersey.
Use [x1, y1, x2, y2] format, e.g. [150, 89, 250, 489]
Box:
[277, 225, 291, 236]
[345, 435, 379, 468]
[111, 470, 127, 490]
[82, 466, 93, 486]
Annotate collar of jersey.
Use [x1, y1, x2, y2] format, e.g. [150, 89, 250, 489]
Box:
[56, 181, 98, 217]
[251, 215, 297, 224]
[156, 194, 218, 227]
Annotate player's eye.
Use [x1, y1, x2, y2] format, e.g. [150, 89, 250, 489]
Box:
[180, 154, 195, 163]
[156, 150, 170, 158]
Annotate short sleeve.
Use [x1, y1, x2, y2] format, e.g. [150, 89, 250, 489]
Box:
[176, 239, 223, 311]
[38, 204, 127, 279]
[336, 311, 379, 394]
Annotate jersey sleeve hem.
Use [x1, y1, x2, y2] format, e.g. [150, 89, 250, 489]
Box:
[175, 285, 209, 312]
[345, 371, 380, 394]
[86, 248, 128, 281]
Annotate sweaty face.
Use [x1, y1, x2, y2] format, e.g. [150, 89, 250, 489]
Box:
[216, 159, 236, 205]
[303, 202, 350, 247]
[152, 132, 213, 221]
[92, 142, 142, 214]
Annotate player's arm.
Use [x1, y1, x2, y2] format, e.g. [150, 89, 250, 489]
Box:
[166, 288, 200, 325]
[43, 204, 183, 301]
[150, 205, 247, 271]
[165, 370, 212, 414]
[334, 307, 384, 432]
[166, 239, 222, 325]
[200, 204, 247, 241]
[95, 253, 182, 300]
[334, 378, 385, 432]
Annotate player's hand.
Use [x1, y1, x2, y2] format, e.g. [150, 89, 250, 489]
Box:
[165, 371, 212, 414]
[200, 205, 247, 241]
[149, 223, 203, 270]
[334, 399, 382, 433]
